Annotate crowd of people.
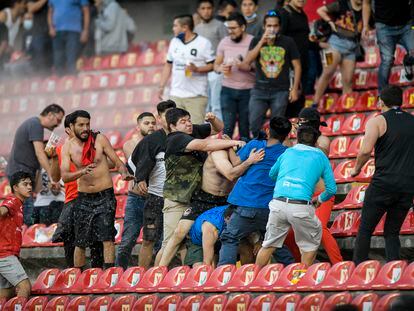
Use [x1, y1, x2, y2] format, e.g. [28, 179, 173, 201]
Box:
[0, 0, 414, 302]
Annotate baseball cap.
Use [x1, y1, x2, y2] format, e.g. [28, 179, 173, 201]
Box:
[298, 107, 327, 127]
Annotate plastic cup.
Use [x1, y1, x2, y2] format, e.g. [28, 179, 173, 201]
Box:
[45, 132, 61, 153]
[185, 61, 192, 78]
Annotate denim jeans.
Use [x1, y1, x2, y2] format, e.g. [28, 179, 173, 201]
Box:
[376, 22, 414, 91]
[304, 48, 322, 95]
[353, 184, 413, 265]
[206, 72, 223, 120]
[248, 88, 289, 137]
[221, 86, 251, 142]
[218, 206, 294, 266]
[30, 33, 52, 74]
[52, 31, 81, 75]
[115, 192, 145, 269]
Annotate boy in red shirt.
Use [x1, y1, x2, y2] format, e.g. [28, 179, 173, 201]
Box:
[0, 171, 32, 299]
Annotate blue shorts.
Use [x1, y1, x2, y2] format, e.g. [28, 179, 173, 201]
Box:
[328, 34, 358, 61]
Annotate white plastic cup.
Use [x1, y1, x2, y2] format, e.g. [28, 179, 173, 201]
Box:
[45, 132, 62, 152]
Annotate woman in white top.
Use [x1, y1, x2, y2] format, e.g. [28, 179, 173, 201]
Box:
[0, 0, 27, 47]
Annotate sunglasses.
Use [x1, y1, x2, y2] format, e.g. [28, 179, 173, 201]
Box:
[266, 10, 279, 17]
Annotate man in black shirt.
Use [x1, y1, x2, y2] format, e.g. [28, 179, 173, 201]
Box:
[363, 0, 414, 91]
[241, 10, 301, 137]
[351, 86, 414, 264]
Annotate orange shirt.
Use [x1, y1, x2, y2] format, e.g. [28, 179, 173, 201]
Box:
[56, 146, 78, 203]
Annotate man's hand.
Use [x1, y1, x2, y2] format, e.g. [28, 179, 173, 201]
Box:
[233, 140, 246, 150]
[350, 167, 361, 178]
[220, 63, 232, 75]
[289, 88, 299, 102]
[45, 146, 57, 158]
[186, 62, 198, 73]
[158, 86, 165, 100]
[49, 26, 56, 38]
[247, 148, 265, 165]
[80, 30, 89, 43]
[82, 163, 97, 176]
[362, 26, 370, 40]
[137, 180, 148, 196]
[312, 197, 321, 208]
[205, 112, 216, 123]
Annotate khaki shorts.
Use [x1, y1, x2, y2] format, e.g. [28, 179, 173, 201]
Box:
[170, 96, 208, 125]
[263, 199, 322, 252]
[162, 199, 188, 248]
[0, 255, 29, 288]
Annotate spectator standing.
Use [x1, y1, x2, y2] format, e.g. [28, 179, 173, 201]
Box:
[313, 0, 363, 106]
[159, 15, 215, 125]
[362, 0, 414, 91]
[215, 12, 255, 141]
[0, 0, 26, 48]
[241, 0, 262, 37]
[94, 0, 136, 55]
[0, 22, 9, 73]
[48, 0, 90, 75]
[352, 86, 414, 264]
[194, 0, 227, 121]
[0, 172, 32, 299]
[27, 0, 51, 74]
[256, 126, 337, 267]
[242, 10, 301, 137]
[215, 0, 238, 23]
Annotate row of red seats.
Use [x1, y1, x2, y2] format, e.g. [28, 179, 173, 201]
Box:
[329, 68, 379, 91]
[328, 135, 371, 159]
[333, 158, 375, 184]
[333, 184, 367, 210]
[0, 291, 400, 311]
[32, 260, 414, 295]
[330, 210, 414, 236]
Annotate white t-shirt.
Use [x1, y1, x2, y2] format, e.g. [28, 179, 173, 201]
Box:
[167, 34, 215, 98]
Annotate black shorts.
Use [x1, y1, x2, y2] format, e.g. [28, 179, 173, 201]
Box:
[74, 188, 116, 248]
[182, 189, 228, 221]
[143, 193, 164, 242]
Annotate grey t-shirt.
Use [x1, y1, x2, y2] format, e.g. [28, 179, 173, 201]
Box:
[246, 18, 263, 38]
[6, 117, 44, 177]
[194, 19, 227, 52]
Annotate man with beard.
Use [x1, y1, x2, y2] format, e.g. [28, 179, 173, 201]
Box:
[60, 110, 132, 270]
[115, 112, 156, 269]
[215, 12, 255, 142]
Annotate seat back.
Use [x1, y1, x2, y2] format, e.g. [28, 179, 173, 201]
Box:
[155, 295, 182, 311]
[273, 294, 301, 310]
[66, 296, 91, 311]
[273, 263, 308, 291]
[109, 295, 137, 311]
[355, 90, 378, 111]
[180, 264, 213, 290]
[224, 264, 260, 291]
[71, 268, 103, 294]
[318, 93, 339, 113]
[3, 296, 27, 311]
[333, 160, 357, 184]
[88, 296, 113, 311]
[114, 266, 146, 292]
[132, 294, 159, 311]
[351, 293, 379, 311]
[337, 92, 359, 112]
[346, 260, 381, 290]
[355, 159, 375, 182]
[320, 115, 345, 136]
[49, 268, 81, 294]
[400, 210, 414, 234]
[45, 296, 70, 311]
[296, 262, 331, 290]
[322, 292, 352, 310]
[403, 87, 414, 108]
[157, 266, 190, 291]
[25, 296, 48, 311]
[330, 211, 360, 237]
[136, 266, 168, 290]
[224, 294, 251, 311]
[113, 175, 129, 195]
[90, 267, 124, 293]
[329, 136, 352, 158]
[372, 261, 407, 289]
[32, 268, 60, 294]
[320, 261, 356, 290]
[375, 293, 400, 311]
[334, 184, 367, 210]
[342, 113, 366, 135]
[202, 264, 236, 290]
[297, 293, 326, 311]
[200, 295, 228, 311]
[248, 264, 284, 290]
[395, 261, 414, 289]
[178, 295, 205, 311]
[247, 294, 277, 311]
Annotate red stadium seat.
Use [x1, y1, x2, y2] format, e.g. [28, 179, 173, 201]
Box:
[373, 214, 386, 236]
[333, 160, 357, 183]
[144, 68, 163, 86]
[358, 46, 380, 68]
[48, 268, 81, 294]
[32, 268, 60, 294]
[403, 87, 414, 109]
[318, 93, 338, 113]
[320, 115, 345, 137]
[322, 292, 352, 310]
[337, 92, 359, 112]
[132, 294, 159, 311]
[156, 294, 182, 311]
[2, 297, 27, 311]
[330, 211, 360, 237]
[389, 67, 411, 86]
[178, 295, 205, 311]
[224, 294, 252, 311]
[108, 54, 121, 70]
[351, 293, 379, 311]
[157, 266, 191, 292]
[273, 294, 301, 310]
[329, 71, 343, 91]
[333, 185, 368, 210]
[344, 135, 368, 158]
[375, 293, 400, 311]
[89, 267, 124, 293]
[395, 45, 406, 65]
[137, 48, 156, 67]
[202, 264, 236, 292]
[319, 261, 355, 291]
[246, 263, 284, 292]
[176, 264, 213, 292]
[200, 295, 228, 311]
[126, 70, 145, 87]
[45, 296, 70, 311]
[56, 75, 77, 93]
[28, 78, 42, 94]
[272, 263, 308, 292]
[371, 260, 407, 290]
[295, 262, 331, 291]
[113, 175, 129, 195]
[115, 219, 124, 244]
[105, 130, 123, 149]
[400, 210, 414, 234]
[135, 266, 168, 293]
[76, 74, 97, 91]
[353, 69, 370, 89]
[115, 195, 127, 219]
[66, 296, 91, 311]
[355, 90, 378, 111]
[120, 52, 139, 68]
[0, 178, 11, 198]
[41, 76, 58, 93]
[22, 224, 61, 247]
[113, 266, 146, 292]
[341, 113, 366, 135]
[222, 264, 260, 292]
[395, 261, 414, 290]
[88, 296, 113, 311]
[25, 296, 48, 311]
[247, 294, 277, 311]
[346, 260, 381, 290]
[297, 293, 325, 311]
[109, 295, 137, 311]
[81, 91, 101, 109]
[111, 72, 130, 89]
[355, 159, 375, 182]
[70, 268, 103, 294]
[329, 136, 352, 159]
[96, 73, 112, 90]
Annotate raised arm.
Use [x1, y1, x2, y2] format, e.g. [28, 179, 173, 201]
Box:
[205, 113, 224, 134]
[186, 138, 244, 153]
[27, 0, 48, 13]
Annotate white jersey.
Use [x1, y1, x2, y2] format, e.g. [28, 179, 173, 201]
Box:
[167, 34, 215, 98]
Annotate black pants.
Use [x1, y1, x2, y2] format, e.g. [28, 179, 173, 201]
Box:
[353, 184, 413, 265]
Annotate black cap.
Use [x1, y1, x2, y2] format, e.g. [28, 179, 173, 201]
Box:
[298, 107, 327, 127]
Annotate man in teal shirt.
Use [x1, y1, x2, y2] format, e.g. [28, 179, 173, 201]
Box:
[256, 125, 337, 267]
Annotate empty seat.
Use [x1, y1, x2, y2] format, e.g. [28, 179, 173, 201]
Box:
[176, 264, 213, 292]
[135, 266, 168, 293]
[222, 264, 260, 292]
[322, 292, 352, 310]
[353, 69, 371, 89]
[132, 294, 159, 311]
[375, 293, 400, 311]
[88, 296, 113, 311]
[105, 130, 123, 149]
[333, 160, 357, 184]
[247, 263, 284, 292]
[329, 136, 352, 159]
[319, 261, 356, 291]
[346, 260, 381, 290]
[403, 87, 414, 108]
[344, 135, 365, 158]
[25, 296, 48, 311]
[120, 52, 139, 68]
[200, 295, 228, 311]
[202, 264, 236, 292]
[48, 268, 81, 294]
[358, 46, 380, 68]
[45, 296, 70, 311]
[22, 224, 61, 247]
[113, 266, 146, 293]
[337, 92, 359, 112]
[330, 211, 361, 237]
[137, 48, 156, 67]
[399, 210, 414, 234]
[341, 113, 366, 135]
[2, 297, 27, 311]
[157, 265, 191, 292]
[355, 90, 378, 112]
[155, 294, 182, 311]
[115, 195, 127, 219]
[272, 263, 308, 292]
[109, 295, 137, 311]
[395, 261, 414, 290]
[297, 292, 326, 311]
[371, 260, 407, 290]
[320, 115, 346, 137]
[113, 175, 129, 195]
[66, 296, 91, 311]
[351, 293, 379, 311]
[334, 185, 368, 210]
[273, 294, 301, 310]
[295, 262, 331, 291]
[318, 93, 339, 113]
[178, 295, 205, 311]
[247, 294, 277, 311]
[89, 267, 124, 293]
[70, 268, 103, 294]
[32, 268, 60, 294]
[224, 293, 252, 311]
[354, 159, 375, 182]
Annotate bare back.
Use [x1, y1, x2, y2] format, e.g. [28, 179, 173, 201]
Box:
[201, 151, 234, 197]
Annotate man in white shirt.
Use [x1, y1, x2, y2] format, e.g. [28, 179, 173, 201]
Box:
[159, 14, 215, 125]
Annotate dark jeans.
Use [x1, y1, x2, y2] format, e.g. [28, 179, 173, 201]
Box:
[52, 31, 81, 75]
[218, 206, 294, 266]
[353, 184, 413, 265]
[248, 88, 289, 137]
[23, 196, 35, 226]
[304, 48, 322, 95]
[115, 192, 145, 270]
[221, 86, 251, 142]
[376, 22, 414, 91]
[30, 33, 52, 74]
[32, 201, 63, 226]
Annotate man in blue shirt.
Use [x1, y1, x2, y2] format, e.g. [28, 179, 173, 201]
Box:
[48, 0, 90, 75]
[218, 116, 293, 266]
[256, 125, 337, 267]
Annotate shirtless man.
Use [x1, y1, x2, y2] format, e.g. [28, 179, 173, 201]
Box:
[115, 112, 156, 269]
[61, 110, 132, 270]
